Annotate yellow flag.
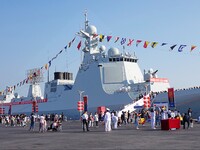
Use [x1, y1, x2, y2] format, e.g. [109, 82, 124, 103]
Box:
[151, 42, 158, 48]
[99, 34, 104, 42]
[45, 64, 48, 70]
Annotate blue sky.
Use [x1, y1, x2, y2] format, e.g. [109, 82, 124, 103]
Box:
[1, 0, 200, 96]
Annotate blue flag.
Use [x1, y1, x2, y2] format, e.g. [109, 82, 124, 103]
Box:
[178, 45, 187, 52]
[120, 38, 126, 45]
[170, 44, 177, 51]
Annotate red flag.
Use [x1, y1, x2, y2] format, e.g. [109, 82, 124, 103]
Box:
[143, 41, 150, 48]
[77, 41, 81, 50]
[190, 45, 196, 52]
[136, 40, 142, 47]
[127, 39, 134, 46]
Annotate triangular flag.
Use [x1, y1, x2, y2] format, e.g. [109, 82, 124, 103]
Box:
[68, 42, 72, 48]
[143, 41, 150, 48]
[93, 34, 98, 38]
[48, 60, 51, 67]
[71, 37, 76, 43]
[136, 40, 142, 47]
[26, 78, 29, 84]
[161, 43, 167, 46]
[45, 64, 48, 70]
[170, 44, 177, 51]
[107, 36, 112, 42]
[120, 38, 126, 45]
[51, 56, 57, 61]
[127, 39, 134, 46]
[114, 37, 119, 43]
[58, 50, 63, 54]
[99, 34, 104, 42]
[77, 41, 82, 50]
[190, 45, 196, 52]
[178, 45, 187, 52]
[151, 42, 158, 48]
[23, 79, 26, 85]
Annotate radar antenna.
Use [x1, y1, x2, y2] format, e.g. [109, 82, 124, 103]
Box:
[27, 68, 43, 84]
[26, 68, 43, 99]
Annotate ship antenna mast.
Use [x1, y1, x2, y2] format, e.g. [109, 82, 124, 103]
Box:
[84, 10, 89, 31]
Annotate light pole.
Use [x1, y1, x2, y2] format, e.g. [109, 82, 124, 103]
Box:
[78, 90, 84, 129]
[78, 90, 84, 103]
[144, 83, 150, 96]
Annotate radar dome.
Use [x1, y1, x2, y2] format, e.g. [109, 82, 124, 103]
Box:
[99, 45, 106, 53]
[149, 68, 154, 73]
[86, 25, 97, 35]
[108, 47, 120, 57]
[14, 93, 20, 98]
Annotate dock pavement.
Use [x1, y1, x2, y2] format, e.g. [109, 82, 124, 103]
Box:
[0, 120, 199, 150]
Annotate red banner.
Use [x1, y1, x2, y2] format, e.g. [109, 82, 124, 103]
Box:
[83, 96, 88, 112]
[168, 88, 175, 107]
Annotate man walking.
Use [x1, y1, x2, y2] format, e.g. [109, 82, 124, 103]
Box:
[104, 108, 111, 132]
[81, 111, 89, 132]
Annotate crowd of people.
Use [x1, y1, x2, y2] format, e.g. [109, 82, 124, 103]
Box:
[0, 107, 198, 133]
[0, 112, 65, 132]
[80, 107, 197, 132]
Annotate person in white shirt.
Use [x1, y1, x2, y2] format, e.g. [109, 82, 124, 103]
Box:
[81, 111, 89, 131]
[170, 110, 175, 118]
[94, 112, 99, 127]
[151, 108, 156, 129]
[112, 112, 118, 129]
[104, 108, 111, 132]
[161, 110, 168, 120]
[39, 114, 46, 132]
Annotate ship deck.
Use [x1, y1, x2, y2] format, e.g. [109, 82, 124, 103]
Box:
[0, 120, 200, 149]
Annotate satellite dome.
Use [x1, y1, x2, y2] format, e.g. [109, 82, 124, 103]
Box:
[108, 47, 120, 57]
[99, 45, 106, 53]
[86, 25, 97, 35]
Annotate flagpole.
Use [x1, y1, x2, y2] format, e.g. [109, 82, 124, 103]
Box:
[47, 57, 50, 83]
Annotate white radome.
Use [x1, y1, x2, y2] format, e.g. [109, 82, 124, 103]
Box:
[86, 25, 97, 35]
[108, 47, 120, 57]
[99, 45, 106, 53]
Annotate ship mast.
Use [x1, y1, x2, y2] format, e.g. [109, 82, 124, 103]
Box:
[84, 10, 89, 31]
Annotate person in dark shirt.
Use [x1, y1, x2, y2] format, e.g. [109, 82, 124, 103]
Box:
[183, 113, 190, 129]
